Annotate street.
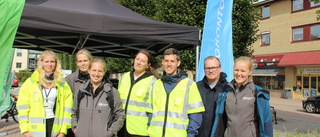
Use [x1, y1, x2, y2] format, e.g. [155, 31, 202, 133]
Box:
[271, 97, 320, 134]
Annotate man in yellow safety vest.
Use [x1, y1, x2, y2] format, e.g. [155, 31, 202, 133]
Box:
[147, 48, 205, 137]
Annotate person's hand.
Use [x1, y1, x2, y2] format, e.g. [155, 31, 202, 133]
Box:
[56, 133, 65, 137]
[73, 128, 76, 134]
[23, 132, 34, 137]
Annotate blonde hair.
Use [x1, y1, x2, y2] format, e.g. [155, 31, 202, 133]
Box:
[234, 56, 256, 80]
[76, 49, 93, 62]
[37, 50, 62, 88]
[89, 58, 107, 74]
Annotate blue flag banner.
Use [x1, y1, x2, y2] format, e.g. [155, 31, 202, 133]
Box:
[196, 0, 234, 82]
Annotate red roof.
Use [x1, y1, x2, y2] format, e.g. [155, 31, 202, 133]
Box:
[253, 51, 320, 66]
[278, 51, 320, 66]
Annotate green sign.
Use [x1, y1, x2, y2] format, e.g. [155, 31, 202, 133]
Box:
[0, 0, 25, 113]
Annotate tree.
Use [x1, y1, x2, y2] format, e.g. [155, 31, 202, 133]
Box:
[57, 53, 77, 71]
[105, 57, 132, 73]
[116, 0, 260, 70]
[232, 0, 260, 58]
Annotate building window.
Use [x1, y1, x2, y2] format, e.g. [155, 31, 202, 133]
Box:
[16, 49, 22, 57]
[292, 0, 320, 12]
[253, 75, 285, 90]
[261, 33, 270, 45]
[261, 6, 270, 19]
[292, 23, 320, 42]
[293, 28, 303, 41]
[16, 62, 22, 69]
[311, 25, 320, 39]
[292, 0, 303, 11]
[311, 1, 320, 7]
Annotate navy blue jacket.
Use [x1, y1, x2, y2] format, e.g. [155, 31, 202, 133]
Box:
[210, 85, 273, 137]
[196, 72, 228, 137]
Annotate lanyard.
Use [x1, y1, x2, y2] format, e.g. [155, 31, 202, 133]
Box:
[43, 88, 52, 102]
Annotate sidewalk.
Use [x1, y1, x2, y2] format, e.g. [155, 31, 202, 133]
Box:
[0, 119, 21, 137]
[270, 96, 303, 108]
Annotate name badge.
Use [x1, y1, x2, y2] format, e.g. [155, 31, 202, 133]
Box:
[44, 102, 53, 109]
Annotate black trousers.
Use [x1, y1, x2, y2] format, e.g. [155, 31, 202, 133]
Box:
[65, 129, 75, 137]
[46, 118, 54, 137]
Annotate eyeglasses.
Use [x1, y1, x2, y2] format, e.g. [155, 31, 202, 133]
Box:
[204, 66, 220, 71]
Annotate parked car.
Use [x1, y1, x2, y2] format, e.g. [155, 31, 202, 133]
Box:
[12, 75, 19, 87]
[302, 95, 320, 113]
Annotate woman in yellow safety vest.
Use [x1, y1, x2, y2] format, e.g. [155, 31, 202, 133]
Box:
[17, 50, 73, 137]
[118, 49, 160, 137]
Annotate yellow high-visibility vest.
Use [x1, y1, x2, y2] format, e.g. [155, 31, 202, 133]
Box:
[118, 72, 156, 136]
[147, 78, 205, 137]
[17, 70, 73, 137]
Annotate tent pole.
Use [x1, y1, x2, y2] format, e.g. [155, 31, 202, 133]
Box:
[195, 29, 201, 81]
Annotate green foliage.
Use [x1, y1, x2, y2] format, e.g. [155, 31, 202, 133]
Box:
[116, 0, 157, 18]
[105, 57, 132, 73]
[57, 53, 77, 71]
[68, 55, 76, 71]
[311, 0, 320, 21]
[180, 47, 197, 70]
[16, 70, 32, 83]
[152, 0, 207, 27]
[232, 0, 260, 58]
[115, 0, 260, 70]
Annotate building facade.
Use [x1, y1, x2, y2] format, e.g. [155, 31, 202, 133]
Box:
[11, 49, 42, 73]
[11, 49, 29, 73]
[252, 0, 320, 99]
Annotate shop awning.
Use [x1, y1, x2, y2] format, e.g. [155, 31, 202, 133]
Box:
[278, 51, 320, 66]
[252, 68, 284, 76]
[252, 54, 283, 67]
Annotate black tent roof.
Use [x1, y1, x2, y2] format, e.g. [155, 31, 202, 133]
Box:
[14, 0, 199, 57]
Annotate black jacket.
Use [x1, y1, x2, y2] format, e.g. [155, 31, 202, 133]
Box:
[196, 72, 228, 137]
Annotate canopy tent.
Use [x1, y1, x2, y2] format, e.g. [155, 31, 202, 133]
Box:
[14, 0, 200, 57]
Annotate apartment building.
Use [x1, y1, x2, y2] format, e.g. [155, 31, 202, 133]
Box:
[11, 49, 28, 73]
[252, 0, 320, 99]
[11, 49, 42, 73]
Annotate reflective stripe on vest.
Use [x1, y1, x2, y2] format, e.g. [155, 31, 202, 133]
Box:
[126, 110, 147, 117]
[18, 115, 28, 121]
[64, 107, 72, 113]
[188, 101, 205, 110]
[53, 117, 72, 125]
[29, 117, 44, 123]
[29, 131, 45, 137]
[144, 77, 157, 110]
[121, 99, 152, 108]
[153, 110, 188, 121]
[17, 104, 29, 110]
[150, 121, 188, 130]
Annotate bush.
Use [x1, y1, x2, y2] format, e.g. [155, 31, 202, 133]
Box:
[16, 70, 32, 83]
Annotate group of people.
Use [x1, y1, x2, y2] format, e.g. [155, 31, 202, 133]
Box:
[16, 48, 273, 137]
